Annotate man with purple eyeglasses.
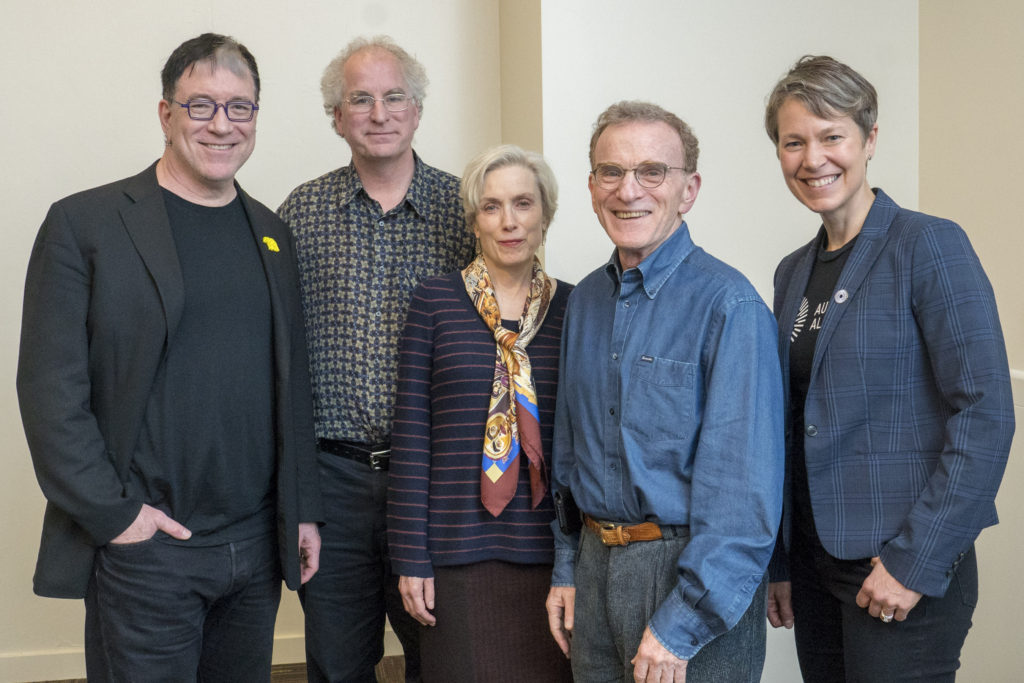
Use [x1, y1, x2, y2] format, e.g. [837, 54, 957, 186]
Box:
[17, 33, 320, 681]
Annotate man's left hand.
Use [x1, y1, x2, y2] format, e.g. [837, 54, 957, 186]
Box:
[298, 522, 321, 584]
[631, 627, 687, 683]
[854, 556, 922, 622]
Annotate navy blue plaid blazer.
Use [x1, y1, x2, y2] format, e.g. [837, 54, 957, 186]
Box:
[771, 189, 1014, 596]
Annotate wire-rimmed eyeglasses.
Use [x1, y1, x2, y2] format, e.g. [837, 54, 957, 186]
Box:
[175, 98, 258, 122]
[345, 93, 413, 114]
[591, 162, 687, 189]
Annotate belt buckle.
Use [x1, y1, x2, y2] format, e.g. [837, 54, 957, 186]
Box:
[369, 448, 390, 471]
[600, 522, 628, 547]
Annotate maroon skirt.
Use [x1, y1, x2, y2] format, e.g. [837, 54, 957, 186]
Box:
[419, 560, 573, 683]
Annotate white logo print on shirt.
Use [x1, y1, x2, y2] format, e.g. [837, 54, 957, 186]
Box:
[792, 297, 830, 343]
[791, 297, 809, 342]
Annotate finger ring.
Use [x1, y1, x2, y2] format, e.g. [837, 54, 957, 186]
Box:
[880, 612, 894, 623]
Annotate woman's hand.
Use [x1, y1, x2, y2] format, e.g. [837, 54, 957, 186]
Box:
[399, 575, 436, 626]
[855, 557, 922, 622]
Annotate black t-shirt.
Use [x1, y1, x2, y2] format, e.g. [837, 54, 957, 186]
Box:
[788, 233, 857, 539]
[130, 190, 276, 545]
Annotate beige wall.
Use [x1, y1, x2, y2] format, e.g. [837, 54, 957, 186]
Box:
[499, 0, 543, 152]
[920, 0, 1024, 371]
[1, 1, 1020, 681]
[921, 2, 1024, 679]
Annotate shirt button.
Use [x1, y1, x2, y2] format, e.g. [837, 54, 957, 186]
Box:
[691, 638, 699, 646]
[609, 408, 615, 416]
[624, 301, 631, 308]
[612, 353, 618, 360]
[805, 425, 818, 436]
[378, 220, 385, 227]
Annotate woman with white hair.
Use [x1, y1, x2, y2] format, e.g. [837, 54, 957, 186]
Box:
[387, 145, 573, 682]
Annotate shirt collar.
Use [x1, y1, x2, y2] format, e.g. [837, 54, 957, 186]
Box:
[602, 220, 696, 298]
[335, 150, 429, 218]
[402, 152, 433, 219]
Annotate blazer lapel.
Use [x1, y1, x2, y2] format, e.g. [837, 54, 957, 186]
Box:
[120, 164, 185, 337]
[809, 190, 899, 378]
[777, 240, 818, 376]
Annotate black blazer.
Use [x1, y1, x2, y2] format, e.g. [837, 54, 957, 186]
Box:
[17, 162, 321, 597]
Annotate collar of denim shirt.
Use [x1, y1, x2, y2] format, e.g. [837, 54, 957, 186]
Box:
[603, 219, 696, 299]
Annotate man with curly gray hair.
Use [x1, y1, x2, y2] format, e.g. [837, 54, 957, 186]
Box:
[279, 36, 474, 682]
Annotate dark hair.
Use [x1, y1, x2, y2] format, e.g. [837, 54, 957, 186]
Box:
[764, 55, 877, 146]
[161, 33, 260, 102]
[589, 100, 699, 173]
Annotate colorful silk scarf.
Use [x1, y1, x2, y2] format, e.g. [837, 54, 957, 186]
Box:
[463, 255, 553, 517]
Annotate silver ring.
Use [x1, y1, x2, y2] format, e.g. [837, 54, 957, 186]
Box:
[880, 612, 894, 623]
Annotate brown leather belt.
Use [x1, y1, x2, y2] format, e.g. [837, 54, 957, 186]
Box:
[584, 514, 663, 546]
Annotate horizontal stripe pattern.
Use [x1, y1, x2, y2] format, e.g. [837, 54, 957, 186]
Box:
[387, 272, 571, 577]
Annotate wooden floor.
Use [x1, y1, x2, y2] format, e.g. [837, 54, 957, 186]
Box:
[40, 656, 406, 683]
[272, 657, 405, 682]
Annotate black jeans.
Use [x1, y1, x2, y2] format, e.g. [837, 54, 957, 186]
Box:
[299, 451, 421, 682]
[790, 529, 977, 682]
[85, 533, 281, 682]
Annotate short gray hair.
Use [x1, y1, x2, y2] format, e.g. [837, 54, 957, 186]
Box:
[320, 36, 428, 131]
[589, 100, 699, 173]
[765, 55, 878, 146]
[461, 144, 559, 235]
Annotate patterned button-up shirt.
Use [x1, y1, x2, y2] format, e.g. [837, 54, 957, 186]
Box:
[279, 153, 476, 442]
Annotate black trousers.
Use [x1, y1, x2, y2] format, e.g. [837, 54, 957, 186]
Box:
[789, 528, 976, 682]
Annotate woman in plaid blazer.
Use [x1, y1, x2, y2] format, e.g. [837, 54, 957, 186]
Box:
[762, 55, 1015, 681]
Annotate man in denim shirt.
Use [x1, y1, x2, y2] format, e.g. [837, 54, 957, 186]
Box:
[545, 101, 785, 682]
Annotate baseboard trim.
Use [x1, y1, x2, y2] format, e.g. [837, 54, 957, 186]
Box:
[0, 648, 88, 683]
[0, 630, 402, 683]
[1, 636, 310, 682]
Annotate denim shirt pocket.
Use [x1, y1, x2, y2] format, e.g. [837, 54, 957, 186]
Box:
[624, 355, 697, 442]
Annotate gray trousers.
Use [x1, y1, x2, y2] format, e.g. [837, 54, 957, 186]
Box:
[571, 526, 766, 683]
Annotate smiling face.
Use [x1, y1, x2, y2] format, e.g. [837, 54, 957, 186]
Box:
[473, 164, 546, 277]
[589, 121, 700, 269]
[158, 61, 257, 204]
[776, 97, 877, 237]
[334, 48, 421, 166]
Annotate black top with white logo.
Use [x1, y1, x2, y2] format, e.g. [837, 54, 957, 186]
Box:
[789, 233, 857, 538]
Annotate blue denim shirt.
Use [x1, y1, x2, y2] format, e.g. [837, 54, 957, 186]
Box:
[551, 222, 785, 659]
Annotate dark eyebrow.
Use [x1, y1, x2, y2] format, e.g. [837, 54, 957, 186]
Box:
[182, 92, 254, 102]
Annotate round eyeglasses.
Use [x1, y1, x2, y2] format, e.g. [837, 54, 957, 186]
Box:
[591, 162, 687, 189]
[175, 98, 258, 122]
[345, 93, 413, 114]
